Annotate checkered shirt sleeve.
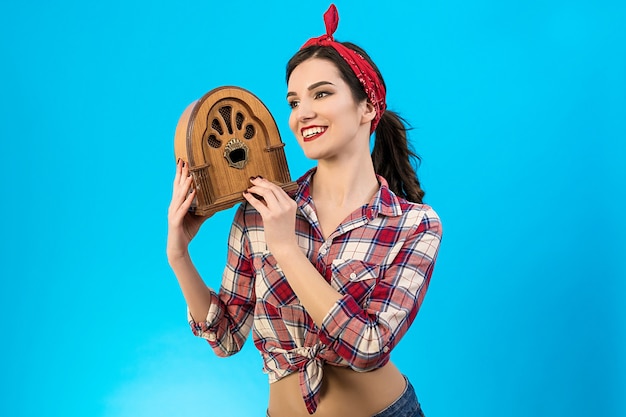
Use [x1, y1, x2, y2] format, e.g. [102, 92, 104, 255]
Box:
[188, 206, 256, 356]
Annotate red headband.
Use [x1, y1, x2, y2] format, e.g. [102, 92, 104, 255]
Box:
[300, 4, 386, 134]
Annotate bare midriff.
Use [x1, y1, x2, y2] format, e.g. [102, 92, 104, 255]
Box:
[267, 361, 406, 417]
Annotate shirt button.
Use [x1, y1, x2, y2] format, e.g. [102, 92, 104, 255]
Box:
[349, 272, 357, 279]
[383, 346, 390, 353]
[320, 247, 327, 255]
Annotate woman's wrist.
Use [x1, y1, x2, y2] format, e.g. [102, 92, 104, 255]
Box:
[167, 248, 192, 268]
[271, 242, 304, 265]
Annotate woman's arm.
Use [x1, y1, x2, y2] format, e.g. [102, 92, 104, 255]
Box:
[244, 177, 442, 369]
[167, 159, 213, 321]
[317, 212, 441, 370]
[243, 176, 343, 325]
[168, 160, 256, 355]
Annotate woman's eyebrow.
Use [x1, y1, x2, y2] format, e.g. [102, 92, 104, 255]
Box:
[308, 80, 334, 90]
[287, 81, 335, 98]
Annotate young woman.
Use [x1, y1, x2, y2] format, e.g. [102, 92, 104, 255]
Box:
[167, 5, 442, 416]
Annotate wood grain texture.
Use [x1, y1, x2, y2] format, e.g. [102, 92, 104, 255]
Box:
[174, 86, 298, 216]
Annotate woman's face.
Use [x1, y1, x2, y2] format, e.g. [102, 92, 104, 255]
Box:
[286, 58, 374, 161]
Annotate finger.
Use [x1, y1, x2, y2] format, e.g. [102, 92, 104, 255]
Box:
[171, 176, 194, 216]
[173, 158, 183, 188]
[173, 171, 192, 196]
[246, 185, 281, 211]
[249, 176, 290, 197]
[170, 192, 196, 230]
[243, 190, 270, 217]
[179, 176, 195, 204]
[270, 182, 294, 205]
[169, 177, 192, 211]
[179, 161, 191, 186]
[180, 187, 196, 213]
[252, 181, 295, 214]
[248, 177, 285, 205]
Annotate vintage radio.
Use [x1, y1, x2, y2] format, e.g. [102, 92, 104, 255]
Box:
[174, 86, 297, 216]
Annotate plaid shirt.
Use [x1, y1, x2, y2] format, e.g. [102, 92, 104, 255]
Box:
[189, 168, 442, 414]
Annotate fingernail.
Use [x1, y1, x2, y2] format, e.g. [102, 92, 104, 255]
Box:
[249, 176, 256, 181]
[177, 158, 181, 164]
[256, 175, 263, 179]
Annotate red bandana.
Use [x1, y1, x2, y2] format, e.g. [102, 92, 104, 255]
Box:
[300, 4, 387, 134]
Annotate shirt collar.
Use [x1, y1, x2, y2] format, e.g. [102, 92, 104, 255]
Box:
[294, 167, 404, 219]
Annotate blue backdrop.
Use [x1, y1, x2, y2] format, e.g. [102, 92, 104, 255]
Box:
[1, 1, 624, 416]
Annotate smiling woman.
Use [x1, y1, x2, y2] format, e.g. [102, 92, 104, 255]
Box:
[167, 4, 442, 417]
[287, 59, 373, 161]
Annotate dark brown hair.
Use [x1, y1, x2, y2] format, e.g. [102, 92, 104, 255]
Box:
[286, 43, 425, 203]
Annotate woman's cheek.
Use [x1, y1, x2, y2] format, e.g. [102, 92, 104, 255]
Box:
[289, 119, 299, 139]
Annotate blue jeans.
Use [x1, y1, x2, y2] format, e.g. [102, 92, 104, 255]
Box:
[372, 376, 425, 417]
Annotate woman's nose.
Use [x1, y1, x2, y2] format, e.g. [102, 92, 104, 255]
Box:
[297, 99, 315, 122]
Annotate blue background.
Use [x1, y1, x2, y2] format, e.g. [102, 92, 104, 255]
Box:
[1, 1, 624, 416]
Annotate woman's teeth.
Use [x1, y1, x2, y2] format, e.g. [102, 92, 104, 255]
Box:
[303, 127, 326, 138]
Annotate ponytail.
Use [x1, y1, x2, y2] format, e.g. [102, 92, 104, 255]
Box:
[372, 111, 425, 203]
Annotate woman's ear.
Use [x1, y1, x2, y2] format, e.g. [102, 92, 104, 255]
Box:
[360, 101, 376, 125]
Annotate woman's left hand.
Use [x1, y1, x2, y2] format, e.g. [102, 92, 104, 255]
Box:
[243, 176, 298, 257]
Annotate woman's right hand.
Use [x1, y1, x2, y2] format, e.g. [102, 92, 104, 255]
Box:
[167, 159, 210, 261]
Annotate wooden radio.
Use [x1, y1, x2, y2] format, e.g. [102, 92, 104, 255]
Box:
[174, 86, 298, 216]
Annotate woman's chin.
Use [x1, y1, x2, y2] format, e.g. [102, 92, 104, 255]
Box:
[302, 150, 326, 161]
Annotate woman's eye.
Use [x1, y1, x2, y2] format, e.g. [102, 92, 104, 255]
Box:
[314, 91, 329, 99]
[288, 100, 299, 109]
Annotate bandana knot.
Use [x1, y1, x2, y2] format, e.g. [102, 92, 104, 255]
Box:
[300, 4, 386, 134]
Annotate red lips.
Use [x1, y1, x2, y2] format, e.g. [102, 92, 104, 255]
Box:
[301, 125, 327, 142]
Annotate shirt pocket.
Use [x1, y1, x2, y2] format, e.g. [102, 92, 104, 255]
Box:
[257, 251, 298, 307]
[330, 259, 381, 307]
